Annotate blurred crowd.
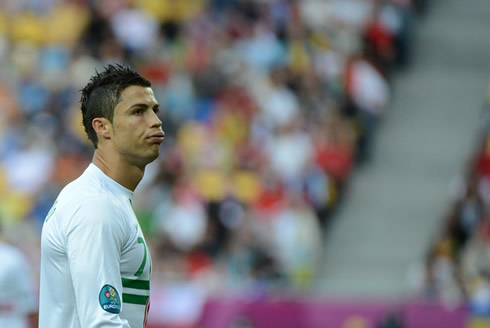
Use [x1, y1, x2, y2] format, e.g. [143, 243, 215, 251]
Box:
[418, 85, 490, 316]
[0, 0, 430, 324]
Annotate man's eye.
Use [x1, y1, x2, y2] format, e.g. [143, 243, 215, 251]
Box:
[134, 109, 144, 115]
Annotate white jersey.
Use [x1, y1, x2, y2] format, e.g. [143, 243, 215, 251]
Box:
[0, 243, 37, 328]
[39, 164, 152, 328]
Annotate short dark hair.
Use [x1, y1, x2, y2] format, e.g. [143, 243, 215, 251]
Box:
[80, 64, 151, 148]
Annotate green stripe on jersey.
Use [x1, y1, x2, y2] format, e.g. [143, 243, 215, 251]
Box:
[122, 293, 148, 305]
[122, 278, 150, 290]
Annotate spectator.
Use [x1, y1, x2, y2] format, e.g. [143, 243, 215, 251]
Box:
[0, 222, 38, 328]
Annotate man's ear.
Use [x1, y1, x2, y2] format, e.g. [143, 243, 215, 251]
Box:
[92, 117, 112, 141]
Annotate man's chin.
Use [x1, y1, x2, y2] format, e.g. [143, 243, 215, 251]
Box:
[133, 150, 160, 168]
[145, 150, 160, 163]
[150, 147, 162, 160]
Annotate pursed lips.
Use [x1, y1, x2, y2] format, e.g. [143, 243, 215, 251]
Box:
[146, 131, 165, 143]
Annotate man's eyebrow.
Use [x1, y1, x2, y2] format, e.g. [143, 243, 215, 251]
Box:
[128, 103, 159, 110]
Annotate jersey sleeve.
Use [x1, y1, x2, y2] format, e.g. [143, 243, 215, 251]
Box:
[66, 196, 130, 327]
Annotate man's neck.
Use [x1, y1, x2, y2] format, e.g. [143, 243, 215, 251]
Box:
[92, 149, 144, 191]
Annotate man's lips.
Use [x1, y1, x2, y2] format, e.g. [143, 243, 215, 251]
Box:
[147, 132, 165, 143]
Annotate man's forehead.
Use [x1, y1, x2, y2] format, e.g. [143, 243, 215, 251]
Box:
[119, 85, 157, 104]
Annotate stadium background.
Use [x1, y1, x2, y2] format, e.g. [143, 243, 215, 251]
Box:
[0, 0, 489, 327]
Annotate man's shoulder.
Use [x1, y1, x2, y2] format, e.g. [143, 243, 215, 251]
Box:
[48, 166, 133, 230]
[56, 167, 109, 209]
[58, 186, 119, 217]
[59, 168, 99, 198]
[50, 170, 117, 223]
[50, 192, 127, 240]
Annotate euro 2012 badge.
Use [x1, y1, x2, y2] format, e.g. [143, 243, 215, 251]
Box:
[99, 284, 121, 313]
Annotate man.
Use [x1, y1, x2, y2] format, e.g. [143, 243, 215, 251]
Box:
[0, 224, 38, 328]
[39, 64, 165, 327]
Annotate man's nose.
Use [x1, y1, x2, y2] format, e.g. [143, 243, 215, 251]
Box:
[149, 111, 162, 128]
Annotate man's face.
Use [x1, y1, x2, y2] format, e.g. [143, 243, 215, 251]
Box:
[110, 85, 164, 167]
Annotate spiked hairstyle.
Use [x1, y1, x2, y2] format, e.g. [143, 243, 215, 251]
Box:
[80, 64, 151, 148]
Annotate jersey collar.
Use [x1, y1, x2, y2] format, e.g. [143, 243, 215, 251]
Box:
[87, 163, 134, 199]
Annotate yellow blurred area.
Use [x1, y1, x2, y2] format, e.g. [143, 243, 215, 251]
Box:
[194, 169, 226, 201]
[288, 40, 311, 74]
[469, 317, 490, 328]
[216, 111, 249, 146]
[290, 266, 315, 288]
[0, 168, 7, 198]
[134, 0, 204, 22]
[310, 32, 331, 51]
[232, 171, 262, 204]
[341, 316, 370, 328]
[194, 169, 263, 204]
[0, 191, 33, 223]
[177, 122, 207, 160]
[328, 179, 339, 208]
[44, 4, 91, 45]
[7, 3, 89, 46]
[9, 13, 43, 44]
